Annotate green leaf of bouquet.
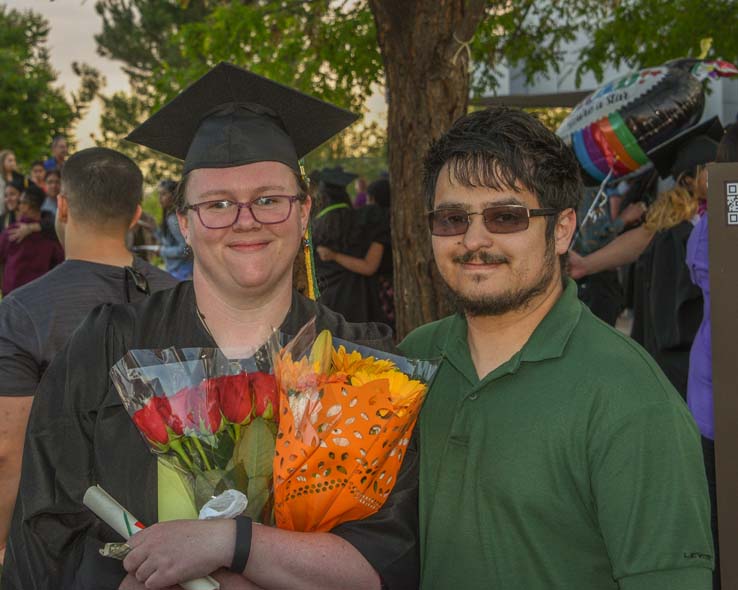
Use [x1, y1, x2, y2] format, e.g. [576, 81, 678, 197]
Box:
[234, 417, 276, 479]
[243, 476, 270, 522]
[194, 468, 228, 511]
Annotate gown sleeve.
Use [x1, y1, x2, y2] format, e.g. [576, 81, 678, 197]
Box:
[330, 431, 419, 590]
[1, 305, 129, 590]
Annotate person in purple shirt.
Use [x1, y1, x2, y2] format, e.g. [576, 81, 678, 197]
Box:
[0, 183, 63, 295]
[686, 122, 738, 590]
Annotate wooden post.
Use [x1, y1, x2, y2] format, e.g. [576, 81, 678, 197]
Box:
[706, 162, 738, 588]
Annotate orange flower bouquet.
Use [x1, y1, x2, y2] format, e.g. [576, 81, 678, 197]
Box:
[271, 320, 439, 532]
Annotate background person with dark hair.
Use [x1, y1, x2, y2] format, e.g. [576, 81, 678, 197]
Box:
[0, 147, 176, 566]
[29, 161, 46, 192]
[317, 177, 394, 327]
[0, 151, 24, 218]
[43, 135, 68, 172]
[153, 178, 193, 280]
[312, 167, 388, 324]
[0, 183, 63, 295]
[5, 169, 60, 244]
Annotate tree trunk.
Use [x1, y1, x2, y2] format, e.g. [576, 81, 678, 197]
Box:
[369, 0, 486, 339]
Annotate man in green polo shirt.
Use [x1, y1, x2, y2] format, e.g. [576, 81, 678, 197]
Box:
[400, 107, 713, 589]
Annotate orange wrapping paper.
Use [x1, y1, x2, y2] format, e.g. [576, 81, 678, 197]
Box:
[273, 373, 424, 532]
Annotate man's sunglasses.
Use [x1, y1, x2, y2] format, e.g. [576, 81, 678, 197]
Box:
[428, 205, 559, 236]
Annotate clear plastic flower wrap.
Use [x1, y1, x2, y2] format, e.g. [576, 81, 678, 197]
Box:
[111, 341, 279, 524]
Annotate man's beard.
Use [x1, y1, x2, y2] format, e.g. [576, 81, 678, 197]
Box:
[451, 242, 557, 317]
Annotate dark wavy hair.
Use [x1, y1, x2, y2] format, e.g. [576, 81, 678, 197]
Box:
[423, 106, 583, 272]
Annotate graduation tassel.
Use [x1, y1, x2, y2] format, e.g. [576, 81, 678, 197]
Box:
[304, 225, 320, 301]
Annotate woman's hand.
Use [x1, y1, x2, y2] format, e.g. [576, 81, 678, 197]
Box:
[316, 246, 336, 261]
[119, 568, 265, 590]
[8, 223, 36, 243]
[119, 574, 181, 590]
[122, 519, 235, 589]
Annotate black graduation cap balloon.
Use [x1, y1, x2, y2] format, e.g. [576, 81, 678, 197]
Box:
[647, 116, 723, 178]
[125, 62, 359, 174]
[557, 58, 738, 184]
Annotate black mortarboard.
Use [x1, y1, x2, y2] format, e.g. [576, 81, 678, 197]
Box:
[318, 166, 358, 189]
[125, 63, 358, 174]
[648, 116, 724, 178]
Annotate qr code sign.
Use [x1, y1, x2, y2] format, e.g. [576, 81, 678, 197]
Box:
[727, 182, 738, 225]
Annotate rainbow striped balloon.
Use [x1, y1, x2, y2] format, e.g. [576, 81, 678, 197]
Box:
[557, 59, 738, 183]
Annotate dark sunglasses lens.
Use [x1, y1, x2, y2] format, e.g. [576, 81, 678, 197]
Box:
[483, 206, 529, 233]
[430, 209, 469, 236]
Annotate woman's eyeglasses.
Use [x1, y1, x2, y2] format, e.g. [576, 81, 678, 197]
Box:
[183, 195, 300, 229]
[428, 204, 559, 236]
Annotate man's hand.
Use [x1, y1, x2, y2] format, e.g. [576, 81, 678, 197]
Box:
[7, 223, 35, 243]
[567, 251, 590, 280]
[123, 519, 235, 589]
[316, 246, 336, 262]
[618, 202, 647, 227]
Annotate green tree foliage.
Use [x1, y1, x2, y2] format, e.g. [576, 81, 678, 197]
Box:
[578, 0, 738, 82]
[0, 6, 101, 168]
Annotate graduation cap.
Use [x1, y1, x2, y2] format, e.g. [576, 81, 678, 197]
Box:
[125, 63, 359, 175]
[648, 116, 724, 178]
[317, 166, 358, 189]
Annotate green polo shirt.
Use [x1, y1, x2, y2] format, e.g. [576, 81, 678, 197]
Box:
[400, 280, 713, 590]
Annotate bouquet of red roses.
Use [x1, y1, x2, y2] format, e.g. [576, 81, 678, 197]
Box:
[111, 342, 279, 523]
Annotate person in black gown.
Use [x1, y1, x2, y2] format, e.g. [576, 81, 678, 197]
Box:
[2, 63, 418, 590]
[312, 167, 388, 324]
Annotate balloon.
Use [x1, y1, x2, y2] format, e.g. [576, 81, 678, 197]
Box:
[557, 59, 738, 184]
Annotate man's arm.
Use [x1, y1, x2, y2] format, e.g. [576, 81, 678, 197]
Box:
[590, 400, 713, 589]
[0, 299, 44, 563]
[0, 395, 33, 563]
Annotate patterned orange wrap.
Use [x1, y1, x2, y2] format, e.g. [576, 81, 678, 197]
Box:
[273, 361, 426, 532]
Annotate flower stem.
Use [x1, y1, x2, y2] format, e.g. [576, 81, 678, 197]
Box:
[192, 436, 213, 471]
[169, 438, 193, 470]
[234, 423, 241, 442]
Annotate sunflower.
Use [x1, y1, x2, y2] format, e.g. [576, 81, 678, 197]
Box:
[351, 369, 426, 407]
[331, 345, 396, 376]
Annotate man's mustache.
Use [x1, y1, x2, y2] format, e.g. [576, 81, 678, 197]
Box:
[453, 251, 509, 265]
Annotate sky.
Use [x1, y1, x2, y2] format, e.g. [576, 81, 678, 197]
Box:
[7, 0, 132, 148]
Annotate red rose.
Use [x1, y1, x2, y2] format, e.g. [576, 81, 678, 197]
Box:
[217, 373, 253, 425]
[251, 372, 279, 420]
[132, 397, 171, 446]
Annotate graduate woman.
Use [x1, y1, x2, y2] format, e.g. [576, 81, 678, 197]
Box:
[2, 64, 418, 590]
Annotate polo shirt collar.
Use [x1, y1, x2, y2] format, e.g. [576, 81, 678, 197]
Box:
[442, 279, 583, 382]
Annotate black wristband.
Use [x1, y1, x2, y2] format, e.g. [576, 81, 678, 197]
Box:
[230, 515, 253, 573]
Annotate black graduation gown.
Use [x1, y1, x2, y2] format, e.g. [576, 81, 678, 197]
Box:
[630, 220, 703, 397]
[2, 282, 419, 590]
[313, 205, 388, 325]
